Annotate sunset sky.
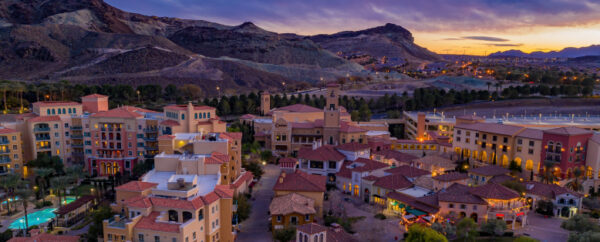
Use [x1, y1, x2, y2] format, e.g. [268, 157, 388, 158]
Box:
[107, 0, 600, 56]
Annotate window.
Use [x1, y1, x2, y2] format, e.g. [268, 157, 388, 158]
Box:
[198, 209, 204, 220]
[503, 137, 508, 143]
[108, 234, 112, 240]
[528, 149, 534, 154]
[155, 235, 160, 242]
[305, 214, 310, 221]
[139, 234, 144, 242]
[290, 216, 298, 225]
[11, 136, 15, 141]
[277, 215, 282, 222]
[456, 137, 461, 142]
[193, 232, 197, 240]
[473, 205, 477, 210]
[517, 147, 522, 152]
[328, 161, 336, 169]
[460, 204, 466, 209]
[449, 203, 454, 208]
[493, 136, 497, 141]
[54, 124, 59, 129]
[466, 131, 470, 136]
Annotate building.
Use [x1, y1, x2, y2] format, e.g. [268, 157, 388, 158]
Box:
[297, 144, 346, 179]
[371, 149, 418, 167]
[336, 158, 390, 198]
[161, 104, 225, 134]
[540, 127, 593, 179]
[468, 165, 511, 185]
[273, 170, 326, 216]
[432, 172, 469, 191]
[362, 173, 413, 205]
[412, 155, 456, 176]
[269, 193, 316, 230]
[8, 229, 79, 242]
[0, 127, 23, 176]
[296, 223, 356, 242]
[524, 181, 582, 218]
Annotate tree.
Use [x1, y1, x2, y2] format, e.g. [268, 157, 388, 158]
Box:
[51, 176, 70, 206]
[260, 150, 273, 163]
[502, 180, 526, 194]
[0, 80, 11, 113]
[508, 160, 522, 173]
[243, 161, 264, 179]
[179, 84, 204, 101]
[406, 224, 448, 242]
[542, 161, 556, 184]
[561, 214, 600, 233]
[273, 226, 296, 242]
[234, 194, 251, 222]
[568, 167, 584, 192]
[456, 218, 478, 242]
[514, 236, 538, 242]
[480, 219, 506, 237]
[33, 168, 54, 203]
[15, 188, 34, 235]
[0, 174, 21, 214]
[86, 206, 114, 242]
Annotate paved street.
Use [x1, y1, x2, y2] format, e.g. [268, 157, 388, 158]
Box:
[515, 213, 569, 242]
[236, 164, 280, 242]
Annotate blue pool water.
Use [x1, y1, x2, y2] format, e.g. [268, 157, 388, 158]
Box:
[9, 208, 57, 229]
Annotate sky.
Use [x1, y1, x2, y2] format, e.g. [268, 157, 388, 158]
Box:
[106, 0, 600, 56]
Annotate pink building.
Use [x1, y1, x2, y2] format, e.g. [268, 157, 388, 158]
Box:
[540, 127, 594, 178]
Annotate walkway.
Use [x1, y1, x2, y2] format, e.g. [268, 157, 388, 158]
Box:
[236, 164, 280, 242]
[514, 213, 569, 242]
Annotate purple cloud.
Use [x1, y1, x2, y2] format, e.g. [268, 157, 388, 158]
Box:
[105, 0, 600, 34]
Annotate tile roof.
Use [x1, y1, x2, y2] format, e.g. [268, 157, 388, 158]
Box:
[524, 181, 582, 198]
[488, 174, 515, 184]
[55, 195, 95, 215]
[32, 101, 80, 107]
[516, 128, 544, 140]
[91, 107, 143, 118]
[123, 196, 153, 209]
[231, 171, 254, 189]
[160, 119, 180, 126]
[340, 122, 366, 133]
[469, 183, 520, 200]
[413, 176, 434, 190]
[279, 157, 298, 168]
[296, 223, 327, 234]
[351, 158, 390, 172]
[373, 150, 418, 163]
[469, 165, 510, 176]
[298, 145, 345, 161]
[544, 127, 593, 136]
[240, 114, 257, 119]
[8, 234, 80, 242]
[219, 132, 243, 140]
[454, 123, 524, 136]
[149, 197, 204, 210]
[115, 181, 158, 192]
[362, 175, 380, 181]
[384, 165, 430, 178]
[273, 170, 327, 192]
[437, 184, 487, 205]
[327, 227, 358, 242]
[336, 142, 370, 152]
[269, 193, 316, 215]
[432, 172, 468, 182]
[134, 211, 181, 233]
[27, 115, 61, 122]
[81, 93, 108, 99]
[0, 128, 18, 134]
[414, 155, 455, 169]
[387, 191, 439, 214]
[272, 104, 322, 113]
[373, 174, 413, 190]
[164, 104, 215, 111]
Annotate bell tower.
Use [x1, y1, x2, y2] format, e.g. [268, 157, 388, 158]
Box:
[323, 83, 340, 145]
[260, 91, 270, 115]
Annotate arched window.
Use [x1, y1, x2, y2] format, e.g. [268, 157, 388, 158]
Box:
[203, 113, 207, 119]
[47, 109, 51, 115]
[181, 114, 185, 120]
[547, 141, 554, 152]
[319, 234, 323, 242]
[57, 108, 61, 114]
[556, 142, 562, 153]
[303, 234, 308, 242]
[182, 211, 193, 222]
[313, 235, 318, 242]
[198, 209, 204, 220]
[559, 198, 565, 204]
[568, 199, 574, 205]
[62, 108, 66, 114]
[168, 210, 179, 222]
[329, 136, 333, 145]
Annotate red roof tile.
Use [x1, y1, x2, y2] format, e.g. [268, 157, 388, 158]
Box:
[279, 157, 298, 168]
[32, 101, 80, 107]
[149, 197, 203, 210]
[387, 191, 439, 214]
[373, 150, 418, 162]
[351, 158, 390, 172]
[437, 184, 487, 205]
[160, 119, 180, 126]
[240, 114, 257, 119]
[340, 122, 366, 133]
[454, 123, 524, 136]
[432, 172, 468, 182]
[8, 234, 80, 242]
[0, 128, 18, 134]
[123, 196, 153, 209]
[373, 174, 413, 190]
[470, 183, 520, 200]
[91, 107, 143, 118]
[115, 181, 158, 192]
[384, 165, 430, 178]
[524, 181, 582, 198]
[296, 223, 327, 234]
[231, 171, 254, 189]
[55, 195, 95, 215]
[27, 115, 61, 122]
[272, 104, 322, 113]
[488, 174, 515, 184]
[544, 127, 593, 136]
[273, 170, 326, 192]
[336, 142, 370, 152]
[516, 128, 544, 140]
[469, 165, 510, 176]
[219, 132, 243, 140]
[134, 211, 180, 233]
[298, 145, 345, 161]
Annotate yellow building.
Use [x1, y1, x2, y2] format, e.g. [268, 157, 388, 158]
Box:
[0, 128, 23, 176]
[269, 193, 316, 230]
[272, 170, 326, 217]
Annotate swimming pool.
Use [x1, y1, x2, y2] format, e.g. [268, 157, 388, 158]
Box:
[8, 196, 78, 229]
[9, 208, 57, 229]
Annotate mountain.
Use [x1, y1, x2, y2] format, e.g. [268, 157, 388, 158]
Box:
[0, 0, 425, 94]
[489, 45, 600, 58]
[308, 23, 441, 67]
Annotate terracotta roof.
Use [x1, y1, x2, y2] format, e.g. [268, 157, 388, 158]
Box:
[214, 184, 235, 198]
[296, 223, 327, 234]
[273, 170, 326, 192]
[470, 183, 520, 200]
[91, 107, 143, 118]
[0, 128, 18, 134]
[115, 181, 158, 192]
[231, 171, 254, 189]
[544, 127, 593, 136]
[437, 184, 487, 205]
[384, 165, 430, 178]
[516, 128, 544, 140]
[454, 123, 524, 136]
[469, 165, 510, 176]
[373, 150, 418, 163]
[269, 193, 316, 215]
[272, 104, 322, 113]
[413, 176, 434, 190]
[351, 158, 389, 172]
[373, 174, 413, 190]
[160, 119, 180, 126]
[279, 157, 298, 168]
[122, 196, 152, 209]
[134, 211, 180, 233]
[27, 115, 61, 122]
[524, 181, 582, 198]
[55, 195, 95, 215]
[164, 104, 215, 111]
[433, 172, 468, 182]
[219, 132, 243, 140]
[298, 145, 345, 161]
[206, 152, 228, 164]
[414, 155, 455, 169]
[149, 197, 204, 210]
[8, 234, 80, 242]
[387, 191, 439, 214]
[327, 227, 358, 242]
[240, 114, 257, 119]
[32, 101, 80, 107]
[336, 142, 370, 152]
[340, 122, 366, 133]
[362, 175, 380, 181]
[488, 174, 515, 184]
[81, 94, 108, 99]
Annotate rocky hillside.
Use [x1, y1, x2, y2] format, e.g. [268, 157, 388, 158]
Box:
[0, 0, 431, 94]
[309, 23, 441, 68]
[489, 45, 600, 58]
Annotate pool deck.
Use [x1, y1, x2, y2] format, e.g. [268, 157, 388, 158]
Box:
[0, 196, 78, 232]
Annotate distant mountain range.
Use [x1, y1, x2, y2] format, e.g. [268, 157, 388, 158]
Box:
[0, 0, 438, 94]
[489, 45, 600, 58]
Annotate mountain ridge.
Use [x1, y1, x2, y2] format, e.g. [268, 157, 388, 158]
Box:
[489, 45, 600, 58]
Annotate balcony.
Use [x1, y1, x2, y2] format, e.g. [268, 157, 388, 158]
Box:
[34, 127, 50, 132]
[0, 149, 11, 154]
[35, 136, 51, 141]
[143, 137, 157, 141]
[37, 146, 52, 150]
[71, 144, 84, 148]
[0, 157, 11, 164]
[144, 128, 158, 133]
[0, 139, 9, 145]
[70, 126, 82, 130]
[71, 135, 83, 139]
[106, 215, 131, 229]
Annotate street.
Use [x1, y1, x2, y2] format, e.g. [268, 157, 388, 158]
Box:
[236, 164, 280, 242]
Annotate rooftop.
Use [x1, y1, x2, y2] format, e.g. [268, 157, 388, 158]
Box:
[116, 181, 158, 192]
[384, 165, 430, 178]
[273, 170, 326, 192]
[373, 150, 418, 162]
[405, 111, 600, 126]
[269, 193, 316, 216]
[432, 172, 468, 182]
[372, 174, 413, 190]
[298, 145, 345, 161]
[336, 142, 370, 152]
[470, 183, 520, 200]
[142, 170, 219, 196]
[271, 104, 322, 113]
[469, 165, 510, 176]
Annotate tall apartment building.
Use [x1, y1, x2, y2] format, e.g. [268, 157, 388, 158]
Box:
[103, 132, 252, 242]
[0, 127, 23, 176]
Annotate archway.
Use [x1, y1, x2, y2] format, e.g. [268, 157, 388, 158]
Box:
[525, 160, 533, 171]
[561, 207, 570, 217]
[501, 155, 509, 167]
[459, 212, 466, 219]
[168, 210, 179, 222]
[514, 157, 522, 167]
[363, 188, 370, 203]
[470, 213, 478, 222]
[481, 151, 487, 163]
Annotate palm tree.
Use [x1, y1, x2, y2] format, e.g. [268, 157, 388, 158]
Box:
[568, 167, 583, 192]
[15, 188, 34, 235]
[0, 81, 12, 113]
[58, 80, 71, 100]
[51, 176, 70, 206]
[542, 161, 556, 184]
[486, 82, 492, 92]
[33, 168, 54, 203]
[1, 174, 21, 214]
[494, 83, 501, 94]
[13, 82, 25, 113]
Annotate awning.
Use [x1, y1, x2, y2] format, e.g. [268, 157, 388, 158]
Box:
[406, 208, 427, 216]
[403, 214, 415, 220]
